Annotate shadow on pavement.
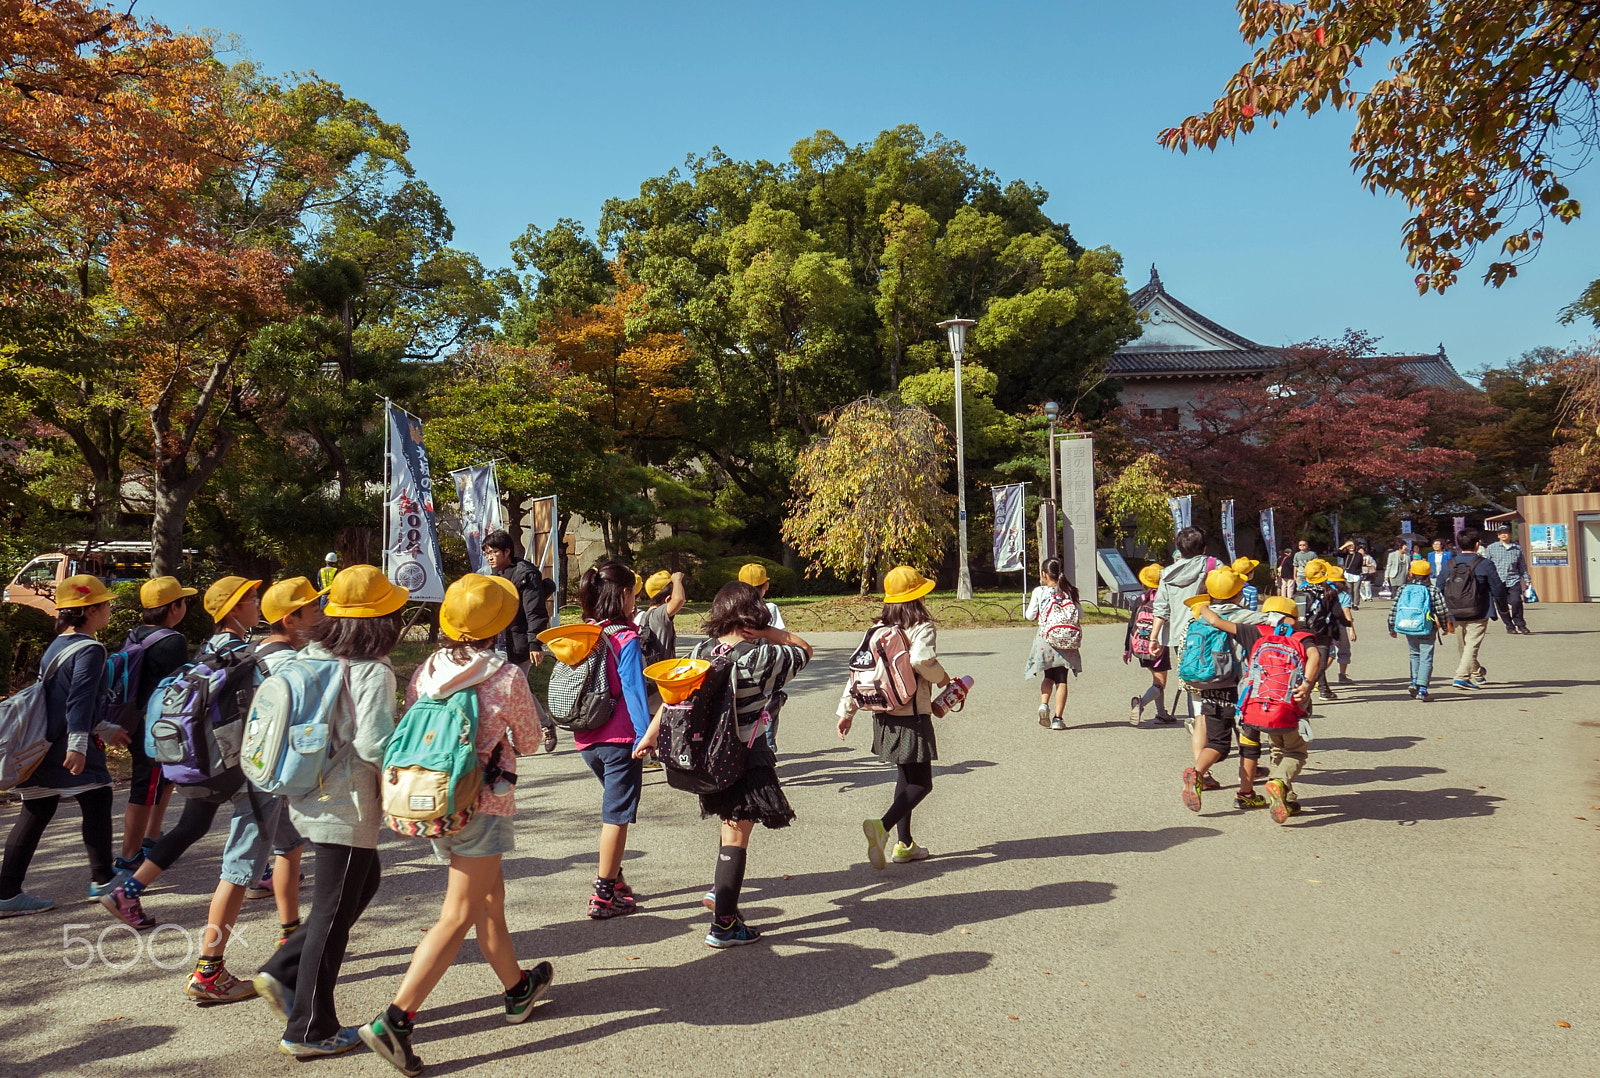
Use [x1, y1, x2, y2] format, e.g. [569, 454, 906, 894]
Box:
[1292, 786, 1503, 828]
[1296, 765, 1448, 787]
[1311, 735, 1427, 753]
[9, 1015, 178, 1078]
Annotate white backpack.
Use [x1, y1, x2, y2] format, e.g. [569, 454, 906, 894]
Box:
[0, 638, 101, 791]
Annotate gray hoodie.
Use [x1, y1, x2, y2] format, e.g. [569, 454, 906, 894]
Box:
[1151, 554, 1216, 647]
[284, 641, 396, 849]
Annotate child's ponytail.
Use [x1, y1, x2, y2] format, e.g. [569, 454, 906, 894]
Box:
[1041, 558, 1081, 605]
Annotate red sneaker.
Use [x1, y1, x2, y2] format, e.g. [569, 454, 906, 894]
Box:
[1181, 768, 1203, 813]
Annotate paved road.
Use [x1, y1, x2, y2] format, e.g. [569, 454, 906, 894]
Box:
[6, 602, 1599, 1076]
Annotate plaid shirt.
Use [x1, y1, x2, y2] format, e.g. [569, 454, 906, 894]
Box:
[1388, 579, 1452, 636]
[1483, 541, 1527, 588]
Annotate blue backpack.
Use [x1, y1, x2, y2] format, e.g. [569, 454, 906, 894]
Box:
[1393, 583, 1435, 636]
[239, 654, 351, 798]
[1179, 616, 1240, 689]
[99, 628, 183, 734]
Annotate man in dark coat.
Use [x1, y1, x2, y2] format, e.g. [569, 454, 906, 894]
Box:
[483, 530, 557, 752]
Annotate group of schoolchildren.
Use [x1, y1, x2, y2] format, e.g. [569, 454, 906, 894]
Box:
[0, 554, 962, 1074]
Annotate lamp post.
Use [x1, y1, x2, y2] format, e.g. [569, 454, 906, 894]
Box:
[1043, 400, 1060, 559]
[938, 317, 977, 599]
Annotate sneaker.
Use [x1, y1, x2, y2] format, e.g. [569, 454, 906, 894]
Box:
[112, 852, 144, 875]
[1129, 696, 1143, 726]
[1050, 717, 1066, 731]
[1285, 800, 1303, 817]
[280, 1027, 361, 1059]
[1202, 773, 1222, 791]
[1154, 712, 1177, 723]
[1417, 687, 1430, 703]
[587, 889, 637, 919]
[705, 917, 762, 949]
[245, 871, 273, 901]
[87, 868, 131, 901]
[1264, 780, 1291, 825]
[252, 972, 294, 1022]
[100, 884, 154, 929]
[890, 841, 930, 863]
[1181, 767, 1203, 813]
[641, 757, 663, 772]
[1037, 703, 1050, 728]
[1451, 679, 1477, 690]
[1476, 665, 1489, 682]
[1318, 690, 1339, 701]
[1235, 791, 1267, 810]
[862, 818, 889, 870]
[541, 725, 558, 754]
[359, 1015, 422, 1076]
[184, 966, 258, 1005]
[1406, 684, 1418, 699]
[1337, 673, 1353, 685]
[504, 960, 554, 1025]
[700, 889, 716, 912]
[0, 892, 54, 918]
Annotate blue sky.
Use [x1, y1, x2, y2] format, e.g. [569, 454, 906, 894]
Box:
[144, 0, 1595, 379]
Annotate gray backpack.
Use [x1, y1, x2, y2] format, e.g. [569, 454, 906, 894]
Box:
[545, 625, 624, 732]
[0, 637, 102, 791]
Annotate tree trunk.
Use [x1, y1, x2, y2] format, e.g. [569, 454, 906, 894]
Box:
[149, 483, 190, 578]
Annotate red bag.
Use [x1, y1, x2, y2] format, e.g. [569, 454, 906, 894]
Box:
[1237, 627, 1314, 730]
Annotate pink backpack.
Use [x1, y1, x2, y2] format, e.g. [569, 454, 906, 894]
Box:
[1129, 598, 1159, 658]
[845, 625, 918, 712]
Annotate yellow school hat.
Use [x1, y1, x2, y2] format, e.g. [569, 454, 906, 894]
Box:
[737, 563, 769, 587]
[140, 576, 197, 609]
[1261, 596, 1298, 618]
[1324, 565, 1347, 582]
[1204, 567, 1246, 602]
[1183, 593, 1213, 611]
[322, 565, 408, 618]
[1138, 563, 1162, 589]
[645, 570, 673, 599]
[261, 577, 326, 624]
[1303, 559, 1330, 584]
[644, 657, 711, 704]
[56, 574, 115, 608]
[1231, 557, 1260, 577]
[883, 566, 936, 604]
[440, 573, 519, 642]
[204, 576, 262, 621]
[537, 623, 603, 665]
[1410, 558, 1432, 577]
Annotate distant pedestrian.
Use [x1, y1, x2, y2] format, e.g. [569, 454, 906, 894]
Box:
[1485, 525, 1531, 634]
[1359, 545, 1378, 602]
[482, 530, 557, 754]
[1428, 538, 1454, 583]
[1275, 548, 1296, 598]
[1124, 563, 1172, 725]
[1442, 529, 1505, 691]
[1339, 541, 1364, 609]
[1388, 558, 1451, 702]
[1292, 539, 1318, 587]
[318, 552, 339, 593]
[1025, 558, 1082, 730]
[1383, 539, 1410, 596]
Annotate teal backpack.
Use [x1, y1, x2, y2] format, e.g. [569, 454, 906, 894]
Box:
[1393, 583, 1435, 636]
[1179, 616, 1241, 689]
[380, 689, 483, 838]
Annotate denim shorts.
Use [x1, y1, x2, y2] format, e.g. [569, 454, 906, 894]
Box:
[581, 741, 643, 825]
[219, 786, 307, 887]
[431, 810, 517, 862]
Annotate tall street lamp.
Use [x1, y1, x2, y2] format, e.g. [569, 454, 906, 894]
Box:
[1043, 400, 1060, 559]
[938, 317, 977, 599]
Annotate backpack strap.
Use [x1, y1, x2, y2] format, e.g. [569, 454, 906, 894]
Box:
[41, 636, 102, 683]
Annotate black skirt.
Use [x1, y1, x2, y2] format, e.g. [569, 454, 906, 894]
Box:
[698, 764, 794, 829]
[871, 714, 938, 765]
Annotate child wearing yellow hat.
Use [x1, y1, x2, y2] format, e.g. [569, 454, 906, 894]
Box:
[737, 563, 785, 630]
[1124, 562, 1174, 725]
[1388, 558, 1453, 702]
[0, 576, 119, 918]
[357, 573, 555, 1072]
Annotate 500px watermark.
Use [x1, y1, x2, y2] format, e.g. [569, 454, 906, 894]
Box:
[62, 923, 260, 970]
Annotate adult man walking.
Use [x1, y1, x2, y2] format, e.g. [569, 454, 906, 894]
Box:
[1441, 528, 1506, 691]
[1484, 525, 1531, 635]
[483, 529, 558, 752]
[1292, 539, 1318, 588]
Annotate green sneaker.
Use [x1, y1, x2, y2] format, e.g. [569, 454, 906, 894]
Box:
[862, 818, 889, 870]
[504, 961, 553, 1025]
[1264, 780, 1291, 825]
[890, 841, 930, 863]
[1234, 791, 1267, 810]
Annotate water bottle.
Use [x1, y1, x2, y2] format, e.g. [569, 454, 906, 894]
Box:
[932, 675, 975, 718]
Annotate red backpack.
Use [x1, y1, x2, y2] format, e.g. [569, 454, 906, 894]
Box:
[1236, 625, 1315, 730]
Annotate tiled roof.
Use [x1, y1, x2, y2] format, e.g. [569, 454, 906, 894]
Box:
[1395, 353, 1474, 391]
[1125, 266, 1263, 351]
[1108, 348, 1279, 377]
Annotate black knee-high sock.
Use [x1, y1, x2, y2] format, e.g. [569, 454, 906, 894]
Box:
[881, 763, 934, 845]
[713, 845, 746, 922]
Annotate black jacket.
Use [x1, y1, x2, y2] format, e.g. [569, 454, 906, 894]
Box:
[497, 558, 549, 663]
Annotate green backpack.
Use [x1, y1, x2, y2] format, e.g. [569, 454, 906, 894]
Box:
[381, 689, 483, 838]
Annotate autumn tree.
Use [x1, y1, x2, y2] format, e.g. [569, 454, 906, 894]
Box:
[782, 397, 953, 594]
[1161, 2, 1597, 297]
[1101, 453, 1197, 554]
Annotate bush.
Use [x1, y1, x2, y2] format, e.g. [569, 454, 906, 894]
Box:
[695, 556, 799, 599]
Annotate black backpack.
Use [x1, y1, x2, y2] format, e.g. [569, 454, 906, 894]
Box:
[1293, 585, 1339, 639]
[1440, 554, 1488, 620]
[657, 642, 752, 796]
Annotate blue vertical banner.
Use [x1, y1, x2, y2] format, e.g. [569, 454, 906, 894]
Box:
[452, 463, 506, 574]
[384, 402, 446, 602]
[990, 483, 1026, 573]
[1329, 513, 1341, 550]
[1260, 508, 1278, 571]
[1166, 495, 1192, 537]
[1220, 499, 1237, 563]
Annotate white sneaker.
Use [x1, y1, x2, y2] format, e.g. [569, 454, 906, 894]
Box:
[1128, 696, 1142, 726]
[890, 841, 930, 863]
[1037, 703, 1050, 728]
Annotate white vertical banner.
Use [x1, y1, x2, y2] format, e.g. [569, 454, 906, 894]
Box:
[991, 483, 1026, 573]
[384, 402, 446, 602]
[1260, 508, 1279, 570]
[1221, 499, 1237, 563]
[1167, 495, 1192, 536]
[1058, 437, 1096, 598]
[451, 463, 506, 574]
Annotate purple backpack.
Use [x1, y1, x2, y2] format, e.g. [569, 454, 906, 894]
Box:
[144, 639, 256, 785]
[99, 628, 183, 734]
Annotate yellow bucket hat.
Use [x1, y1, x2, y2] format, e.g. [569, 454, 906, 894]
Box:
[537, 623, 603, 665]
[737, 563, 769, 587]
[644, 657, 711, 704]
[1303, 559, 1330, 584]
[1183, 593, 1213, 611]
[1261, 595, 1299, 618]
[56, 574, 115, 608]
[1410, 558, 1432, 577]
[1231, 557, 1260, 577]
[644, 570, 673, 599]
[1137, 563, 1162, 589]
[261, 577, 326, 624]
[440, 573, 519, 642]
[1204, 567, 1246, 602]
[323, 564, 408, 618]
[883, 566, 936, 604]
[140, 576, 197, 609]
[1324, 565, 1347, 582]
[204, 576, 263, 621]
